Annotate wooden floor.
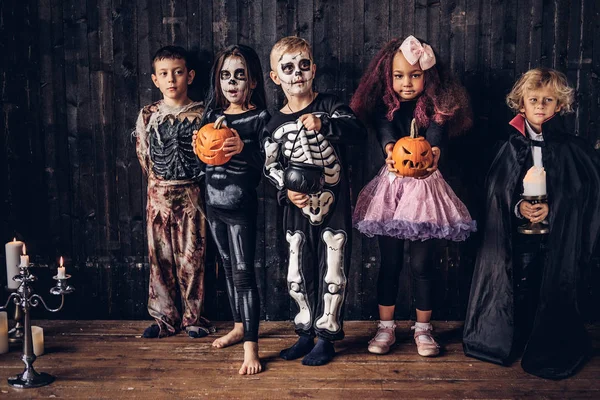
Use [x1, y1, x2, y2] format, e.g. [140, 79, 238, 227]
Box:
[0, 321, 598, 399]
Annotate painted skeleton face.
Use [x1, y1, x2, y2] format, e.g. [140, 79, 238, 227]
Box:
[276, 52, 315, 97]
[220, 56, 248, 106]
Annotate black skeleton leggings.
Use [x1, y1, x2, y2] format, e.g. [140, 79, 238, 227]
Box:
[377, 236, 438, 310]
[206, 206, 260, 342]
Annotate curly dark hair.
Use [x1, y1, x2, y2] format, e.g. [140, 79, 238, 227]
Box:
[350, 38, 472, 136]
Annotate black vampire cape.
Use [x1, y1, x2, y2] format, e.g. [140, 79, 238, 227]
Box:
[463, 113, 600, 380]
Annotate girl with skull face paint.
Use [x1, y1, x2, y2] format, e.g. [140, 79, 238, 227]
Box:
[195, 44, 269, 376]
[262, 37, 366, 367]
[350, 37, 475, 357]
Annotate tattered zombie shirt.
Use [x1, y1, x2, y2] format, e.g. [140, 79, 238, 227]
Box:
[135, 100, 204, 181]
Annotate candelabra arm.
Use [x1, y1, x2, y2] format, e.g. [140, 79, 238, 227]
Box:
[0, 292, 21, 311]
[29, 294, 65, 313]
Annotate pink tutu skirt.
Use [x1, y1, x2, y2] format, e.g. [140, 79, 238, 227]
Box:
[353, 166, 476, 241]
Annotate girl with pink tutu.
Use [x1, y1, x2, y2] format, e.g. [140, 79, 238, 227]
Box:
[350, 36, 476, 356]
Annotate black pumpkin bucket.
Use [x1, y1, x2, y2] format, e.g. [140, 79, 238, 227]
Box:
[283, 125, 326, 194]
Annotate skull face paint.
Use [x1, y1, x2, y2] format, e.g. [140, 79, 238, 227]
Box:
[220, 56, 249, 106]
[277, 52, 314, 97]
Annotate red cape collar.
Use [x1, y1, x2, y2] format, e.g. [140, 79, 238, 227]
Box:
[509, 113, 557, 137]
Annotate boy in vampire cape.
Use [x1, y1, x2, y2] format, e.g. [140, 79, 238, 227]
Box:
[463, 68, 600, 380]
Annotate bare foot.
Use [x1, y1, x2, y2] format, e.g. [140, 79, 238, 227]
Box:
[239, 341, 262, 375]
[212, 323, 244, 349]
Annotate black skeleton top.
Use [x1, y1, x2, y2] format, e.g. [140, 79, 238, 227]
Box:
[203, 108, 270, 210]
[262, 93, 366, 204]
[373, 99, 446, 157]
[135, 100, 204, 182]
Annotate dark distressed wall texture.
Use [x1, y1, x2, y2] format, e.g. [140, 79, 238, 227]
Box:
[1, 0, 599, 321]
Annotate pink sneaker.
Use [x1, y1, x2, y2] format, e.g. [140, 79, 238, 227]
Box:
[411, 324, 440, 357]
[368, 323, 396, 354]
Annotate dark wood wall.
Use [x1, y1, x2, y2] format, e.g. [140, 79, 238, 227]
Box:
[1, 0, 599, 322]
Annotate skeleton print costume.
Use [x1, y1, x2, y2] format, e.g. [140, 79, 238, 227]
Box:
[203, 108, 269, 343]
[262, 93, 365, 340]
[135, 100, 212, 337]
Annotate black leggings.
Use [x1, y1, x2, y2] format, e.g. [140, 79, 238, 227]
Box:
[206, 206, 260, 342]
[377, 236, 438, 311]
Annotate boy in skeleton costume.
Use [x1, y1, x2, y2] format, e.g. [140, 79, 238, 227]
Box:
[135, 46, 213, 339]
[263, 37, 366, 366]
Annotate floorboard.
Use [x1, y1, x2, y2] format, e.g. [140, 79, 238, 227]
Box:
[0, 321, 598, 399]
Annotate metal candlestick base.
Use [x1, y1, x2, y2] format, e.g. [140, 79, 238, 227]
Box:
[8, 371, 55, 388]
[1, 265, 74, 388]
[517, 194, 550, 235]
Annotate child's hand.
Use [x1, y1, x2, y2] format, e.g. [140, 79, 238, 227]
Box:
[287, 190, 310, 208]
[384, 143, 399, 174]
[298, 114, 322, 132]
[192, 130, 198, 154]
[417, 147, 441, 179]
[519, 201, 549, 223]
[222, 129, 244, 157]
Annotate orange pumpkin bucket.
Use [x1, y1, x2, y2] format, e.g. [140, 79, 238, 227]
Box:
[194, 115, 235, 165]
[391, 119, 433, 178]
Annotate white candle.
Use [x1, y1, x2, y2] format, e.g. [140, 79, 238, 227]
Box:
[523, 166, 547, 196]
[32, 326, 44, 356]
[5, 238, 23, 289]
[0, 311, 8, 354]
[20, 244, 30, 267]
[57, 256, 66, 279]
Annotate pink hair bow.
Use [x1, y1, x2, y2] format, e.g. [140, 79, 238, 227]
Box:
[399, 36, 436, 70]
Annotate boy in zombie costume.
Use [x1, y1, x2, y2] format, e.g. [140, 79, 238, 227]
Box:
[263, 36, 366, 366]
[135, 46, 213, 339]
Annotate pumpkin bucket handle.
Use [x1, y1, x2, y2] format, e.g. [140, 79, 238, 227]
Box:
[410, 118, 419, 139]
[214, 115, 227, 129]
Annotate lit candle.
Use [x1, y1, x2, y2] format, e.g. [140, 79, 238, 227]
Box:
[523, 166, 547, 196]
[20, 244, 30, 267]
[31, 326, 44, 356]
[0, 311, 8, 354]
[57, 256, 66, 279]
[5, 238, 23, 289]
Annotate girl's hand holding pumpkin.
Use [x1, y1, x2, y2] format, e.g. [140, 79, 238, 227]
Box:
[385, 143, 399, 174]
[192, 130, 198, 153]
[416, 147, 441, 179]
[222, 128, 244, 157]
[287, 189, 310, 208]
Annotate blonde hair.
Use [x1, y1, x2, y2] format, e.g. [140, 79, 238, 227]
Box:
[269, 36, 313, 71]
[506, 68, 575, 114]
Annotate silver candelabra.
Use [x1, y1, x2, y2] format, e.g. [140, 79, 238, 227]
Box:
[1, 263, 74, 388]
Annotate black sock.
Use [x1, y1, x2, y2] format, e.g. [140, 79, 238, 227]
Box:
[280, 336, 315, 360]
[142, 324, 160, 339]
[302, 338, 335, 366]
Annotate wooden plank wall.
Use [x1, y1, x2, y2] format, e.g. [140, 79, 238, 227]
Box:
[1, 0, 599, 322]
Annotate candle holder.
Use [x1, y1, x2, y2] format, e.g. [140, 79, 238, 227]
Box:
[517, 194, 550, 235]
[3, 287, 24, 344]
[0, 263, 74, 388]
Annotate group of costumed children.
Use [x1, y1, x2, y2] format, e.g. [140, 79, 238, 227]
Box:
[135, 35, 600, 379]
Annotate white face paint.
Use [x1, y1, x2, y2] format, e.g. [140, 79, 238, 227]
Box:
[276, 52, 314, 97]
[220, 56, 248, 106]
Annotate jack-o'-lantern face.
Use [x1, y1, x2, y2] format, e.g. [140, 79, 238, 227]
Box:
[195, 116, 235, 165]
[391, 119, 433, 178]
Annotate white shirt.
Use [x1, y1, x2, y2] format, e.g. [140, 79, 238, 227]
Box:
[515, 120, 545, 218]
